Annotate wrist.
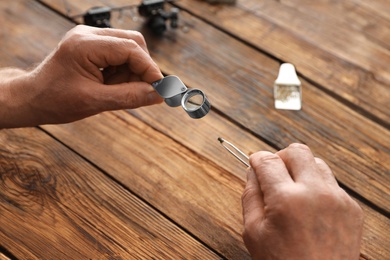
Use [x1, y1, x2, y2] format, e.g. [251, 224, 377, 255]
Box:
[0, 68, 35, 128]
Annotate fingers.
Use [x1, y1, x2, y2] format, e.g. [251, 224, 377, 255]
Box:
[92, 27, 150, 54]
[242, 168, 265, 226]
[276, 143, 318, 183]
[67, 25, 149, 53]
[249, 151, 294, 194]
[314, 157, 339, 186]
[277, 143, 337, 185]
[94, 82, 163, 110]
[85, 36, 163, 83]
[102, 64, 142, 85]
[61, 25, 163, 84]
[250, 144, 337, 190]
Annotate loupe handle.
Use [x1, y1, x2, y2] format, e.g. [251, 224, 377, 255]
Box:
[152, 76, 211, 119]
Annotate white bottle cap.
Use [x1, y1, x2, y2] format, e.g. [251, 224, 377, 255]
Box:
[275, 63, 301, 85]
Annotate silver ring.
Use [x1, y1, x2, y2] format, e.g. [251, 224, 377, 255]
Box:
[181, 89, 211, 119]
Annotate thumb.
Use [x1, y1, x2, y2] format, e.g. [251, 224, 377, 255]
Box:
[94, 82, 163, 111]
[242, 167, 265, 226]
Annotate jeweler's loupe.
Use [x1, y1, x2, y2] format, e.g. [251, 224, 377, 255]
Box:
[152, 75, 211, 119]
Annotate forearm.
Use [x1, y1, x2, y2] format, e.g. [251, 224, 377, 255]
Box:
[0, 68, 34, 128]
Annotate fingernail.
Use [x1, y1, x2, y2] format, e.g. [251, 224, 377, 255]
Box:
[147, 91, 163, 104]
[147, 85, 155, 93]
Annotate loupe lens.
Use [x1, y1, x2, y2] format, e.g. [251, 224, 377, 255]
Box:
[184, 92, 204, 111]
[182, 89, 211, 119]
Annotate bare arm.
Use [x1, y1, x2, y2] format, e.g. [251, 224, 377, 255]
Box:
[0, 25, 163, 128]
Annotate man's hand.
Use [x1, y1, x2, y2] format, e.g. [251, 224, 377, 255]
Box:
[0, 25, 163, 128]
[242, 143, 364, 259]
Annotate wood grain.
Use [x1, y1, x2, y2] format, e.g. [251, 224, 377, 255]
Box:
[173, 0, 390, 125]
[0, 1, 219, 259]
[0, 1, 73, 68]
[0, 0, 389, 259]
[42, 111, 252, 259]
[42, 0, 390, 128]
[42, 110, 390, 260]
[0, 127, 220, 259]
[39, 0, 390, 214]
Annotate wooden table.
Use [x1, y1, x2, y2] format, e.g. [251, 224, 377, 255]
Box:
[1, 0, 389, 259]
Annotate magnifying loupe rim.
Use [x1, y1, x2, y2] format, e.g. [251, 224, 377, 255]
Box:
[181, 89, 211, 119]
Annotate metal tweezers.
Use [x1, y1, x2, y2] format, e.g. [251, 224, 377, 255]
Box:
[218, 137, 249, 167]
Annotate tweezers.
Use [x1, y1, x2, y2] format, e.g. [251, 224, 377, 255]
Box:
[218, 137, 249, 167]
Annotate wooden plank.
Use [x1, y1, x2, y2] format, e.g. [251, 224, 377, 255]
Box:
[0, 127, 220, 259]
[345, 0, 390, 21]
[1, 0, 387, 256]
[0, 1, 388, 256]
[16, 0, 390, 217]
[172, 0, 390, 125]
[0, 0, 74, 68]
[1, 1, 219, 258]
[54, 0, 390, 212]
[275, 0, 390, 48]
[42, 109, 390, 259]
[42, 111, 252, 259]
